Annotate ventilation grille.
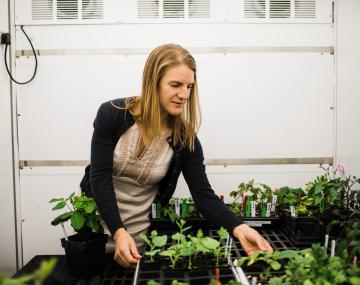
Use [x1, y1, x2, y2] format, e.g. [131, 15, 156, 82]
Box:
[164, 0, 184, 18]
[244, 0, 317, 19]
[31, 0, 103, 20]
[137, 0, 159, 18]
[137, 0, 210, 19]
[82, 0, 103, 19]
[244, 0, 265, 18]
[32, 0, 53, 20]
[189, 0, 210, 18]
[270, 0, 290, 18]
[57, 0, 78, 19]
[295, 0, 316, 18]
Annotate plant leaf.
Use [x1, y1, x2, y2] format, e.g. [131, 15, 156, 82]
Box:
[51, 201, 66, 211]
[51, 212, 72, 226]
[71, 212, 85, 230]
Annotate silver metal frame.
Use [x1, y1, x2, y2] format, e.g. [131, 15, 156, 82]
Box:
[19, 157, 333, 168]
[15, 46, 334, 57]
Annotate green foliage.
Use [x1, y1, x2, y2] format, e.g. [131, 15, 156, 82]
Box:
[277, 186, 305, 207]
[306, 166, 345, 214]
[0, 258, 56, 285]
[268, 244, 359, 285]
[140, 230, 168, 262]
[49, 192, 103, 241]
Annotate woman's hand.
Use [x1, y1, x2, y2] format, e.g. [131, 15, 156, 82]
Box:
[233, 223, 273, 256]
[113, 228, 142, 268]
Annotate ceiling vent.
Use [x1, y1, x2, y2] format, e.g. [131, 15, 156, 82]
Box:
[270, 0, 290, 18]
[295, 0, 316, 18]
[137, 0, 210, 19]
[32, 0, 53, 20]
[57, 0, 78, 19]
[244, 0, 265, 18]
[31, 0, 104, 21]
[242, 0, 318, 20]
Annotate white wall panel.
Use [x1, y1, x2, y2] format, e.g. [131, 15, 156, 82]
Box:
[335, 0, 360, 176]
[0, 0, 17, 275]
[14, 24, 333, 50]
[20, 167, 80, 264]
[16, 52, 334, 160]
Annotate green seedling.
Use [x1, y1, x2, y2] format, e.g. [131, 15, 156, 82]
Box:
[140, 230, 167, 262]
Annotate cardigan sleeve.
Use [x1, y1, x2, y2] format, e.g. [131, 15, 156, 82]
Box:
[90, 102, 125, 236]
[182, 137, 242, 234]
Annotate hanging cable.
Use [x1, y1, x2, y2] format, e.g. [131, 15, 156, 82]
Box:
[3, 25, 38, 85]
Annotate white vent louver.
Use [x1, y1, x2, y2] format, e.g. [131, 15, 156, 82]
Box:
[32, 0, 53, 20]
[137, 0, 210, 19]
[164, 0, 184, 18]
[295, 0, 316, 18]
[270, 0, 290, 18]
[31, 0, 103, 21]
[82, 0, 103, 19]
[244, 0, 265, 18]
[189, 0, 210, 18]
[244, 0, 316, 19]
[137, 0, 159, 18]
[57, 0, 78, 19]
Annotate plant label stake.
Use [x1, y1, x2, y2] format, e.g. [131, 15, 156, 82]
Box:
[266, 203, 271, 217]
[151, 203, 156, 219]
[271, 195, 277, 212]
[324, 234, 329, 252]
[251, 276, 257, 285]
[246, 201, 251, 217]
[232, 259, 251, 285]
[330, 240, 336, 257]
[251, 201, 256, 217]
[175, 198, 180, 217]
[290, 206, 296, 217]
[61, 222, 69, 241]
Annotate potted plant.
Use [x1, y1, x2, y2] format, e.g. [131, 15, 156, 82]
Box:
[49, 191, 108, 278]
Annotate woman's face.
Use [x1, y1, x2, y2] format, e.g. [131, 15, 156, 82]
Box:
[158, 64, 195, 118]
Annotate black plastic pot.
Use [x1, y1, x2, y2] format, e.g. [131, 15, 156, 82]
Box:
[61, 232, 108, 278]
[282, 215, 324, 247]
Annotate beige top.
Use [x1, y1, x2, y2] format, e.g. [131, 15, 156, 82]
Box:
[104, 123, 173, 251]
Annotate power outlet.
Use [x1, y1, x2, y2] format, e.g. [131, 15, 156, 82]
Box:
[1, 33, 11, 45]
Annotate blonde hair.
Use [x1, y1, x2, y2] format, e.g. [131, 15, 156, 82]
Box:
[125, 43, 201, 152]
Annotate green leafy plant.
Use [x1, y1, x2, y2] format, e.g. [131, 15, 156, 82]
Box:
[0, 258, 56, 285]
[49, 192, 103, 241]
[277, 186, 305, 208]
[306, 166, 345, 215]
[268, 244, 359, 285]
[140, 230, 168, 262]
[237, 250, 299, 282]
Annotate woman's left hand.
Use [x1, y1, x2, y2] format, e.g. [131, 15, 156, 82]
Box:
[233, 223, 273, 256]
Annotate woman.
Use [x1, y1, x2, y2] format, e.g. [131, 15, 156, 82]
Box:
[89, 43, 273, 268]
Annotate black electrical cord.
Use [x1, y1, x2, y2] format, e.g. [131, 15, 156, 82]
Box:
[4, 25, 38, 85]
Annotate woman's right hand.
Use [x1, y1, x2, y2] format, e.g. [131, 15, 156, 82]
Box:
[113, 228, 142, 268]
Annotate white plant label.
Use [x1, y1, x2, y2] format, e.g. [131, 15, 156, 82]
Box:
[251, 201, 256, 217]
[151, 203, 156, 219]
[324, 234, 329, 251]
[290, 206, 296, 217]
[266, 203, 271, 217]
[239, 196, 243, 205]
[331, 240, 336, 257]
[271, 195, 277, 212]
[175, 198, 180, 217]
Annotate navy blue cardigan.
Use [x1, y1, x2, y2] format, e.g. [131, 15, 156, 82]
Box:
[88, 98, 242, 236]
